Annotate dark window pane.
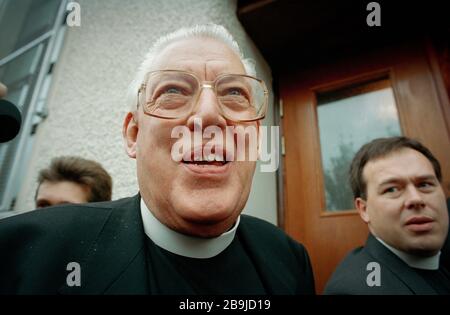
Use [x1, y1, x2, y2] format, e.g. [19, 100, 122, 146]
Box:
[317, 78, 402, 211]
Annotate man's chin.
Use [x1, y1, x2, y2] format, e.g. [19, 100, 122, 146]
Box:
[176, 203, 236, 224]
[182, 223, 233, 238]
[403, 236, 444, 256]
[407, 247, 441, 257]
[170, 198, 240, 231]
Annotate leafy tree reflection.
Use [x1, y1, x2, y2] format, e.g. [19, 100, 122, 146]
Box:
[323, 140, 355, 211]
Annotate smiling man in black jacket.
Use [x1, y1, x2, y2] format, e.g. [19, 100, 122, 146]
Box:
[0, 24, 315, 295]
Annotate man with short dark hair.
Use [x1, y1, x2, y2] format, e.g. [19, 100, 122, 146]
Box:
[325, 136, 450, 294]
[35, 156, 113, 208]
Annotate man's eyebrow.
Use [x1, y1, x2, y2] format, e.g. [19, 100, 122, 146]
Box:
[378, 174, 437, 186]
[378, 177, 402, 187]
[414, 174, 438, 182]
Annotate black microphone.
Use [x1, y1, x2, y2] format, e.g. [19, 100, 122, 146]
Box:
[0, 99, 22, 143]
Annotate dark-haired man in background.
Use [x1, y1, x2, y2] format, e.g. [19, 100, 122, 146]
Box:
[35, 156, 113, 208]
[325, 136, 449, 294]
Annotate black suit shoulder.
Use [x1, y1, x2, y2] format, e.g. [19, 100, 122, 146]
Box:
[0, 201, 315, 295]
[324, 235, 425, 295]
[239, 214, 309, 257]
[239, 214, 316, 294]
[0, 198, 126, 253]
[324, 245, 376, 295]
[0, 197, 134, 294]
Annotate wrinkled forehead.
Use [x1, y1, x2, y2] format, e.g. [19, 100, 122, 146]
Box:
[363, 148, 437, 185]
[151, 37, 246, 76]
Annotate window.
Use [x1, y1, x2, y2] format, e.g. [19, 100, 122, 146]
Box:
[316, 77, 402, 211]
[0, 0, 68, 211]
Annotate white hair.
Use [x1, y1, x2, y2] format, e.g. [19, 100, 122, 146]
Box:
[126, 24, 256, 111]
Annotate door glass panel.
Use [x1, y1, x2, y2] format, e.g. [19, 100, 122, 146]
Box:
[317, 77, 402, 211]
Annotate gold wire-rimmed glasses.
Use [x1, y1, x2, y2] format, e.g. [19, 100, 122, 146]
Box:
[137, 70, 268, 122]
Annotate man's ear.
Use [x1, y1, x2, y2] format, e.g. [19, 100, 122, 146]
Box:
[355, 197, 370, 223]
[123, 112, 138, 159]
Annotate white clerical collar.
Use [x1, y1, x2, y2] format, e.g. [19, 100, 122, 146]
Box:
[375, 236, 440, 270]
[140, 198, 239, 259]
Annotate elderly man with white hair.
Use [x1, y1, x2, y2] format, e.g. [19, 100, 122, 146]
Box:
[0, 24, 315, 295]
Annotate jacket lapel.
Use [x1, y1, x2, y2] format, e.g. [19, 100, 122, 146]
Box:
[59, 194, 149, 294]
[366, 234, 437, 294]
[237, 216, 298, 294]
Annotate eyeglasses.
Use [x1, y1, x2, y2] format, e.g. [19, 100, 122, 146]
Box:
[137, 70, 268, 122]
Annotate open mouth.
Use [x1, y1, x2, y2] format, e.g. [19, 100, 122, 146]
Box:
[181, 150, 231, 167]
[182, 156, 230, 167]
[183, 160, 229, 166]
[181, 152, 232, 175]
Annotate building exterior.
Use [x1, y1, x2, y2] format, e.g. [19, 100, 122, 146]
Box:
[0, 0, 278, 224]
[238, 0, 450, 292]
[1, 0, 449, 293]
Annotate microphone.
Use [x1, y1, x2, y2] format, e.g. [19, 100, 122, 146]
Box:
[0, 99, 22, 143]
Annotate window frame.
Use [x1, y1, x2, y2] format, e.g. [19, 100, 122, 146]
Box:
[0, 0, 69, 212]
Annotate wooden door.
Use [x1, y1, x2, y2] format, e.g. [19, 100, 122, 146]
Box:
[281, 40, 450, 293]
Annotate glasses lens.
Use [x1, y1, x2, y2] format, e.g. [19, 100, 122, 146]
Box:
[140, 71, 267, 121]
[216, 75, 266, 121]
[142, 71, 198, 119]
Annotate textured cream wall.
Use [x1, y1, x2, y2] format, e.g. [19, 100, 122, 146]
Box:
[15, 0, 278, 224]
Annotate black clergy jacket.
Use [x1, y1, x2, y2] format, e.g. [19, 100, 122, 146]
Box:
[324, 234, 450, 295]
[0, 194, 315, 295]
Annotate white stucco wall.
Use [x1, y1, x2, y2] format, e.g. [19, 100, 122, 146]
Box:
[15, 0, 278, 225]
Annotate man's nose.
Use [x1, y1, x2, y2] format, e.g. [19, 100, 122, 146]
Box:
[405, 185, 426, 210]
[187, 87, 227, 130]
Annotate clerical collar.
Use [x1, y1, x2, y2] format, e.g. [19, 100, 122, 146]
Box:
[375, 236, 440, 270]
[140, 198, 240, 259]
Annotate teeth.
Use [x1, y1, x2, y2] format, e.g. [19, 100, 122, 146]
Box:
[184, 154, 227, 163]
[194, 155, 225, 162]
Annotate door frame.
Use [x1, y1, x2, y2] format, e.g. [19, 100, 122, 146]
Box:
[279, 39, 450, 293]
